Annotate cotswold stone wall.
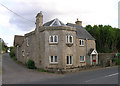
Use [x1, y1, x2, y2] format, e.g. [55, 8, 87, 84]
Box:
[98, 53, 116, 67]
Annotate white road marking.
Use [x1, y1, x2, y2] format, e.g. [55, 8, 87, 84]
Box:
[104, 73, 119, 77]
[85, 73, 119, 83]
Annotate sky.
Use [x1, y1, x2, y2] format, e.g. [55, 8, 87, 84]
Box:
[0, 0, 119, 47]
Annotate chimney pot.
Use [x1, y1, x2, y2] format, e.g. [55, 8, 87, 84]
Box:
[75, 18, 82, 26]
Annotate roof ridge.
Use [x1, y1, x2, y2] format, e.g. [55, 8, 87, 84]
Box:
[43, 18, 66, 27]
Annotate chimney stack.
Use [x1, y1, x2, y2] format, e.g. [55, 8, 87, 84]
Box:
[75, 18, 82, 26]
[36, 11, 43, 28]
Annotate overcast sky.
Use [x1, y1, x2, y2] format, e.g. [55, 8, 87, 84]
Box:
[0, 0, 119, 47]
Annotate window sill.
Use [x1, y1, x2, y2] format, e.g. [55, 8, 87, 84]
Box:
[80, 61, 85, 63]
[49, 42, 58, 45]
[49, 62, 58, 65]
[66, 64, 73, 66]
[79, 45, 84, 47]
[66, 43, 73, 47]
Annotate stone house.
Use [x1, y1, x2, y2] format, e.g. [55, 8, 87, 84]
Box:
[14, 12, 98, 71]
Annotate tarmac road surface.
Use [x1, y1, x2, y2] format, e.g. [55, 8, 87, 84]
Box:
[2, 53, 119, 84]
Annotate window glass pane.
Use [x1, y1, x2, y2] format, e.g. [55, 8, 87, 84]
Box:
[55, 56, 57, 62]
[67, 56, 69, 64]
[22, 51, 24, 56]
[80, 56, 84, 61]
[70, 56, 72, 64]
[51, 56, 53, 62]
[66, 36, 69, 43]
[26, 38, 29, 46]
[54, 36, 57, 42]
[70, 36, 72, 43]
[80, 40, 82, 45]
[82, 40, 84, 45]
[51, 36, 53, 42]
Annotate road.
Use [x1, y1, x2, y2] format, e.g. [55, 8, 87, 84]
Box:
[2, 53, 119, 84]
[2, 53, 63, 84]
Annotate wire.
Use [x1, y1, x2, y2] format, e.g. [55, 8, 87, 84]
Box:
[0, 2, 35, 23]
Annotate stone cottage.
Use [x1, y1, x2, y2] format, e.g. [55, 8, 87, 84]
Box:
[14, 12, 98, 71]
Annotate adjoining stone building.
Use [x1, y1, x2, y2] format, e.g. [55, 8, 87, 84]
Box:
[14, 12, 98, 71]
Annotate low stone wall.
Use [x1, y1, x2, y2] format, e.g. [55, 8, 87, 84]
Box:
[98, 53, 116, 67]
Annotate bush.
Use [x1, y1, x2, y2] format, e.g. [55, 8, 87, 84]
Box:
[27, 59, 36, 69]
[113, 58, 120, 65]
[9, 51, 15, 58]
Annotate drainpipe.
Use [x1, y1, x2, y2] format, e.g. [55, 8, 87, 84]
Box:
[85, 38, 88, 65]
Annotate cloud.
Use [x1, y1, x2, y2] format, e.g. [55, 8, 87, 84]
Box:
[0, 0, 118, 46]
[1, 0, 118, 32]
[6, 0, 64, 31]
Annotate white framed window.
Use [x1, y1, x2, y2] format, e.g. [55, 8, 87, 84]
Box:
[26, 37, 29, 47]
[80, 56, 85, 62]
[66, 56, 73, 65]
[66, 35, 73, 43]
[80, 39, 84, 46]
[49, 35, 58, 43]
[22, 50, 25, 56]
[49, 56, 58, 63]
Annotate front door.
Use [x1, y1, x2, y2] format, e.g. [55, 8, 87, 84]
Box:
[92, 55, 96, 65]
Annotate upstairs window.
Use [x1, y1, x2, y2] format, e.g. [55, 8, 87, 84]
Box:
[22, 50, 25, 56]
[49, 56, 58, 63]
[49, 35, 58, 43]
[80, 39, 84, 46]
[66, 35, 73, 43]
[80, 56, 85, 62]
[26, 37, 29, 47]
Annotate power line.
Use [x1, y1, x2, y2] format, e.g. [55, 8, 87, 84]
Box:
[0, 2, 35, 23]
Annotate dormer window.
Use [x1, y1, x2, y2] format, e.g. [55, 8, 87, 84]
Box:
[80, 39, 84, 46]
[66, 35, 73, 43]
[49, 35, 58, 43]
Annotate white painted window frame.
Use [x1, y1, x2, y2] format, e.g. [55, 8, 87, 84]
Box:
[66, 35, 73, 43]
[80, 56, 85, 62]
[22, 50, 25, 57]
[80, 39, 84, 46]
[26, 37, 29, 47]
[49, 56, 58, 63]
[66, 56, 73, 65]
[49, 35, 58, 43]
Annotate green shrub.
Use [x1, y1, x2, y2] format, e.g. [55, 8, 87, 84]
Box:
[38, 69, 48, 72]
[113, 58, 120, 65]
[27, 59, 36, 69]
[9, 51, 15, 58]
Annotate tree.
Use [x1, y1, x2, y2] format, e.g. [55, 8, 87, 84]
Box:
[0, 38, 8, 53]
[85, 25, 120, 53]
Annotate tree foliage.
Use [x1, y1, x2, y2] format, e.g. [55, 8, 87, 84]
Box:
[85, 25, 120, 53]
[0, 38, 8, 53]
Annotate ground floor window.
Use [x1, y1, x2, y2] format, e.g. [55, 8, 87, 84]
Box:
[49, 56, 58, 63]
[66, 56, 73, 64]
[80, 56, 85, 62]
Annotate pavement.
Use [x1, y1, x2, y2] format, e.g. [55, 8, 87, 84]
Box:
[2, 53, 119, 84]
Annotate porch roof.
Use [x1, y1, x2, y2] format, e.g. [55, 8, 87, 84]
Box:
[88, 48, 98, 55]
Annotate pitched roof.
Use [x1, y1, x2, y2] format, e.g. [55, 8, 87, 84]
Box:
[66, 23, 95, 40]
[88, 48, 98, 55]
[43, 18, 66, 27]
[14, 35, 24, 47]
